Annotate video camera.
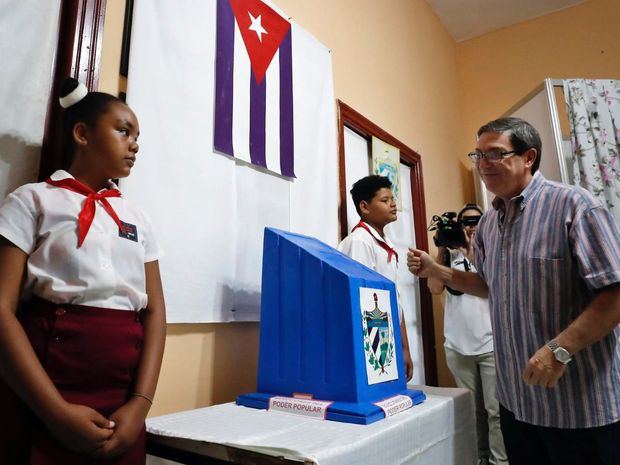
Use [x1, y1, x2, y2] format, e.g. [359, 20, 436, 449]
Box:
[428, 207, 482, 249]
[428, 212, 466, 248]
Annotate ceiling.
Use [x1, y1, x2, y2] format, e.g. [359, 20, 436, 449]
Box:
[426, 0, 586, 42]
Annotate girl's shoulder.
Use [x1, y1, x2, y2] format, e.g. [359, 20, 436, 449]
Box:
[2, 180, 50, 210]
[11, 179, 49, 194]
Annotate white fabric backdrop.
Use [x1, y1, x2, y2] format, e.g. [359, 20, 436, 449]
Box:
[0, 0, 60, 200]
[122, 0, 338, 322]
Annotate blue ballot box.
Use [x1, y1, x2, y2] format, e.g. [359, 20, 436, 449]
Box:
[237, 228, 425, 424]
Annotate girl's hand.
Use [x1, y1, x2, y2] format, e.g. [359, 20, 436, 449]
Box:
[91, 397, 149, 458]
[45, 402, 115, 453]
[403, 349, 414, 382]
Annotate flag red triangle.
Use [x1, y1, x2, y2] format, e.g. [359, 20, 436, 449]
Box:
[229, 0, 291, 84]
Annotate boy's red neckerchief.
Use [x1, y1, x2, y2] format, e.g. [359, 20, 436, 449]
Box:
[351, 221, 398, 263]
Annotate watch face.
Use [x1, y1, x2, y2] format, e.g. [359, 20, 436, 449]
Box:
[554, 347, 572, 364]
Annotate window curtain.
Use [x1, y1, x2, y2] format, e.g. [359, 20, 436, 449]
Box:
[563, 79, 620, 222]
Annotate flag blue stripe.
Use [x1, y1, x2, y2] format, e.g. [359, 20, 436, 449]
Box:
[279, 29, 295, 177]
[213, 0, 235, 156]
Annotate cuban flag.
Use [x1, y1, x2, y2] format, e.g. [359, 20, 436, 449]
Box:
[214, 0, 295, 178]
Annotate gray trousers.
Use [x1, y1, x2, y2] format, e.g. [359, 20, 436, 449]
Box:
[445, 348, 507, 465]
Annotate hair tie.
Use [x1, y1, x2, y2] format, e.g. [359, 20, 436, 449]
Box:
[59, 82, 88, 108]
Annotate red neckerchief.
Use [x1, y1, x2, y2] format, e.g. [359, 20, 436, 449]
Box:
[352, 221, 398, 263]
[46, 177, 124, 248]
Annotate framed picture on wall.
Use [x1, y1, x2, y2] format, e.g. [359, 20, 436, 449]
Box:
[371, 136, 402, 210]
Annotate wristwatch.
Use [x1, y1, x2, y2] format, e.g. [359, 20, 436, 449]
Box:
[547, 339, 572, 364]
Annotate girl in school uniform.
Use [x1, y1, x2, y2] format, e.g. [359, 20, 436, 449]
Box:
[0, 78, 166, 465]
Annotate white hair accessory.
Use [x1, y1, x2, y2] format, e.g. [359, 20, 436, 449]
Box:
[59, 82, 88, 108]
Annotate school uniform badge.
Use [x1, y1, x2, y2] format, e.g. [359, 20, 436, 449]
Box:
[119, 221, 138, 242]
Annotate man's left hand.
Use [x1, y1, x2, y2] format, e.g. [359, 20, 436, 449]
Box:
[522, 345, 567, 388]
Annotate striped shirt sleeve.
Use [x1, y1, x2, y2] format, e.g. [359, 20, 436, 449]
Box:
[569, 204, 620, 290]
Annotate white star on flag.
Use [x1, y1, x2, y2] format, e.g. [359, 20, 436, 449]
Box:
[248, 12, 267, 42]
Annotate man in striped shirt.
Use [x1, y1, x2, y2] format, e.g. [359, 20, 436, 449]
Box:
[408, 117, 620, 465]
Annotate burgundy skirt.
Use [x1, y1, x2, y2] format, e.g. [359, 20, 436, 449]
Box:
[0, 298, 145, 465]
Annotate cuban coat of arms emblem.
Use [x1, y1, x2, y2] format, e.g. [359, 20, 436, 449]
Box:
[360, 287, 398, 384]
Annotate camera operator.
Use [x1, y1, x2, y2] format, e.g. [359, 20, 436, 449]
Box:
[429, 204, 507, 465]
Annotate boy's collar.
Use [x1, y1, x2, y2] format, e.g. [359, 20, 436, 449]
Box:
[353, 220, 398, 262]
[359, 220, 382, 238]
[358, 220, 391, 243]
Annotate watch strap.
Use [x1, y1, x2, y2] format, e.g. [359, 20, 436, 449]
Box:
[547, 339, 559, 351]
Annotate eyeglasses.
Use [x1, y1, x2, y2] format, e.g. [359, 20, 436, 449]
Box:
[460, 215, 481, 227]
[467, 149, 518, 163]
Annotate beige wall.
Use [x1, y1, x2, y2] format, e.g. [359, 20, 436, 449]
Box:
[451, 0, 620, 386]
[99, 0, 620, 413]
[99, 0, 468, 414]
[99, 0, 126, 96]
[98, 0, 620, 413]
[278, 0, 467, 224]
[457, 0, 620, 157]
[275, 0, 469, 387]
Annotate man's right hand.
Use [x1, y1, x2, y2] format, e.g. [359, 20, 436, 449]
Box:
[407, 248, 437, 278]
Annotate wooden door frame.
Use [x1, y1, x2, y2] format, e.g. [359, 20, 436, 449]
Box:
[337, 100, 437, 385]
[39, 0, 107, 181]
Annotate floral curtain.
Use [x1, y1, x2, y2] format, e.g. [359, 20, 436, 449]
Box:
[563, 79, 620, 223]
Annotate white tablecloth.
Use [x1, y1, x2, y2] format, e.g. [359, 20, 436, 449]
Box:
[147, 386, 476, 465]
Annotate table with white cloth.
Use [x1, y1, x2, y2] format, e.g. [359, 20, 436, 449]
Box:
[146, 386, 476, 465]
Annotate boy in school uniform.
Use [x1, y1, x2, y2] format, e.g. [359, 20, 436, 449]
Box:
[338, 175, 414, 380]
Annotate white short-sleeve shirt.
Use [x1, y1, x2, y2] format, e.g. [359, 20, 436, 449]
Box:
[338, 221, 403, 321]
[443, 249, 493, 355]
[0, 170, 161, 310]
